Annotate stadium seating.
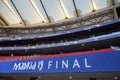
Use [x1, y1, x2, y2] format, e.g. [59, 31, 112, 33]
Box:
[0, 19, 120, 56]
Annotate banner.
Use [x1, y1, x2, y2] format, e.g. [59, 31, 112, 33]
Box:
[0, 48, 120, 73]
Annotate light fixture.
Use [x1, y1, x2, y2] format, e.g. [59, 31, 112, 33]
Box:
[69, 76, 72, 79]
[38, 76, 41, 79]
[114, 76, 118, 79]
[11, 53, 14, 56]
[13, 76, 16, 78]
[82, 44, 84, 46]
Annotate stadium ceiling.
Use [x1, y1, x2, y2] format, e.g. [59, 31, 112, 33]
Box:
[0, 0, 120, 36]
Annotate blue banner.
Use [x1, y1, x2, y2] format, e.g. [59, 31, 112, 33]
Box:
[0, 50, 120, 73]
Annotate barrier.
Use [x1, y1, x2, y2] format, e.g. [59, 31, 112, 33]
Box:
[0, 48, 120, 73]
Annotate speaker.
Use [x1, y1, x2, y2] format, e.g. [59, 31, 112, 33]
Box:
[30, 77, 37, 80]
[89, 78, 96, 80]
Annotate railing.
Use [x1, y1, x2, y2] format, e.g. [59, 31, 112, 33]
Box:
[0, 18, 120, 42]
[0, 32, 119, 51]
[0, 48, 113, 61]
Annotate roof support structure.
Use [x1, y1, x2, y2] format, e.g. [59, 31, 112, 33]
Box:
[72, 0, 79, 17]
[0, 1, 119, 36]
[39, 0, 51, 23]
[10, 0, 26, 25]
[0, 7, 115, 36]
[0, 19, 6, 26]
[29, 0, 45, 23]
[0, 13, 9, 26]
[91, 0, 96, 12]
[111, 0, 119, 19]
[2, 0, 22, 25]
[58, 0, 69, 19]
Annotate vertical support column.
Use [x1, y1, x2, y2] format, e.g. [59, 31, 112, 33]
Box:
[113, 7, 118, 19]
[111, 0, 119, 19]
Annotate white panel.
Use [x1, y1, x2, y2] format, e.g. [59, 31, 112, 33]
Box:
[93, 0, 108, 10]
[12, 0, 42, 24]
[34, 0, 49, 23]
[41, 0, 65, 22]
[74, 0, 92, 15]
[7, 0, 22, 22]
[0, 0, 21, 25]
[60, 0, 75, 18]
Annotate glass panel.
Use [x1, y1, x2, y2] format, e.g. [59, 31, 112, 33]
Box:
[60, 0, 75, 18]
[0, 0, 21, 25]
[0, 0, 113, 25]
[7, 0, 22, 22]
[93, 0, 108, 10]
[12, 0, 42, 24]
[34, 0, 48, 23]
[41, 0, 65, 22]
[74, 0, 92, 15]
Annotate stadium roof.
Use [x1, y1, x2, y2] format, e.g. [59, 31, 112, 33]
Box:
[0, 0, 120, 36]
[0, 0, 117, 26]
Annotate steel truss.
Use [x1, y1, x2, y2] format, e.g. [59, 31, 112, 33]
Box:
[0, 5, 119, 36]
